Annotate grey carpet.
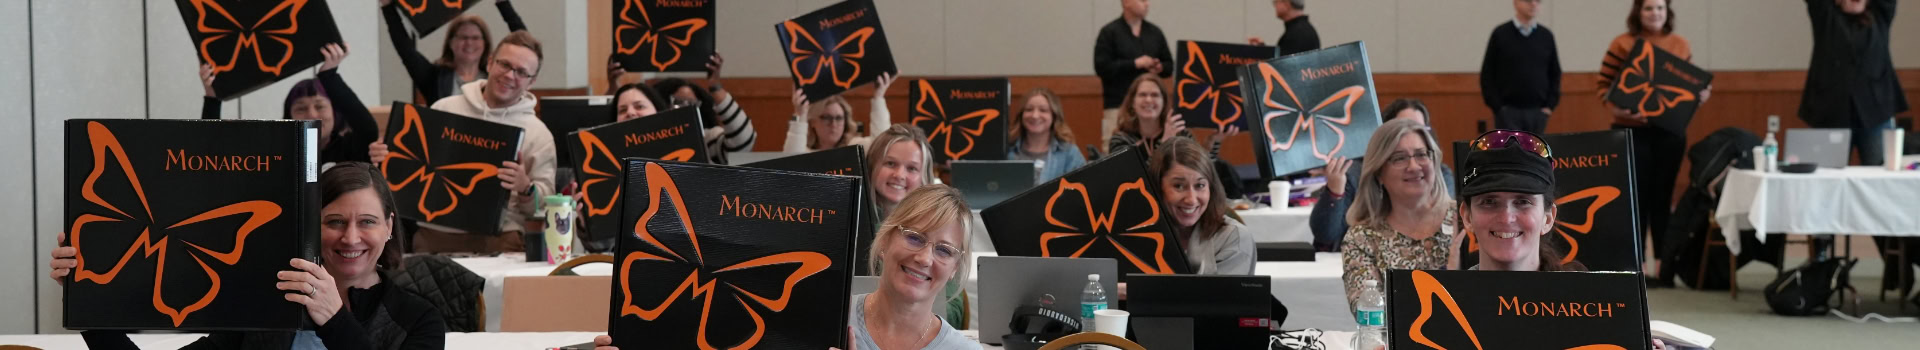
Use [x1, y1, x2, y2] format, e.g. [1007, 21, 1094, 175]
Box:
[1649, 257, 1920, 349]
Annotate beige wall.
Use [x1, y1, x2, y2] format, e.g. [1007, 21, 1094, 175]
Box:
[684, 0, 1920, 78]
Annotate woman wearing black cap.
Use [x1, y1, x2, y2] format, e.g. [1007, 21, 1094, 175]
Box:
[1456, 130, 1585, 272]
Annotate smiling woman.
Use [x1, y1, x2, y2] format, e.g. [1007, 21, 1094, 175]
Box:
[1338, 118, 1459, 315]
[853, 185, 981, 350]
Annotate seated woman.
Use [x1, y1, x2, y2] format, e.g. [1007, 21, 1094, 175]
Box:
[1150, 138, 1255, 275]
[1456, 130, 1586, 272]
[610, 83, 668, 122]
[1105, 74, 1232, 157]
[785, 73, 899, 152]
[866, 124, 935, 218]
[52, 163, 446, 349]
[605, 53, 758, 165]
[1339, 118, 1459, 314]
[1310, 98, 1456, 251]
[201, 43, 377, 166]
[1007, 87, 1088, 182]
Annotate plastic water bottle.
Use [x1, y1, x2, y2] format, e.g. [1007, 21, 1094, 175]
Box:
[1353, 280, 1388, 350]
[1080, 274, 1106, 336]
[1763, 115, 1781, 172]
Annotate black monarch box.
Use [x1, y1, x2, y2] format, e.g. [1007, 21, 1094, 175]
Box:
[173, 0, 342, 100]
[775, 0, 897, 102]
[1238, 41, 1383, 179]
[740, 146, 881, 276]
[390, 0, 473, 36]
[1605, 39, 1714, 135]
[567, 107, 710, 248]
[63, 119, 322, 331]
[909, 78, 1010, 164]
[981, 147, 1193, 277]
[1175, 40, 1280, 130]
[381, 102, 524, 234]
[1451, 129, 1642, 272]
[611, 0, 715, 72]
[1387, 269, 1651, 350]
[607, 160, 860, 350]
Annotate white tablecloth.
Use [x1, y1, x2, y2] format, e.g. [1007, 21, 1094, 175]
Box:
[966, 329, 1356, 350]
[1236, 206, 1316, 243]
[1714, 167, 1920, 253]
[451, 254, 613, 332]
[0, 332, 604, 350]
[967, 252, 1351, 331]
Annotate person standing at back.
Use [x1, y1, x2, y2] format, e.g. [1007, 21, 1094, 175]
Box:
[1094, 0, 1173, 150]
[1248, 0, 1321, 56]
[1802, 0, 1911, 302]
[1479, 0, 1563, 134]
[1597, 0, 1709, 287]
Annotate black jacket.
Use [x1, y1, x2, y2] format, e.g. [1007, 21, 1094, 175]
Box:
[1276, 15, 1321, 56]
[1093, 18, 1174, 109]
[80, 270, 446, 350]
[1478, 21, 1563, 111]
[201, 69, 377, 165]
[381, 1, 528, 103]
[1799, 0, 1907, 128]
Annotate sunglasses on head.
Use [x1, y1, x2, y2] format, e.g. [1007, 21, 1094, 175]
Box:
[1468, 129, 1551, 158]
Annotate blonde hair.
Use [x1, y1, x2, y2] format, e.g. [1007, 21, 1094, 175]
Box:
[807, 95, 860, 150]
[1008, 87, 1077, 146]
[1346, 118, 1452, 229]
[869, 185, 973, 303]
[865, 125, 936, 214]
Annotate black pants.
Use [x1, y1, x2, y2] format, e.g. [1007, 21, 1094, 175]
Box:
[1617, 125, 1687, 266]
[1495, 106, 1550, 134]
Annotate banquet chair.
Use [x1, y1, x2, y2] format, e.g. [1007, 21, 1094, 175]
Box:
[0, 345, 44, 350]
[549, 254, 615, 276]
[500, 275, 611, 332]
[1035, 332, 1146, 350]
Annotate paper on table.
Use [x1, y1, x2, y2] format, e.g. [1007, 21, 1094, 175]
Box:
[1649, 320, 1714, 348]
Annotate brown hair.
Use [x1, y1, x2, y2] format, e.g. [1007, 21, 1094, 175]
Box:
[1347, 118, 1452, 229]
[496, 31, 545, 73]
[1537, 229, 1589, 272]
[869, 185, 973, 304]
[1149, 138, 1233, 239]
[1009, 87, 1077, 146]
[320, 162, 404, 269]
[808, 95, 859, 149]
[434, 16, 494, 69]
[865, 125, 935, 213]
[1627, 0, 1676, 36]
[1114, 74, 1170, 138]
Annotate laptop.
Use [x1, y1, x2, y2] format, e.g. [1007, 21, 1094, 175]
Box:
[1126, 274, 1273, 350]
[950, 160, 1038, 208]
[1784, 128, 1852, 168]
[977, 256, 1119, 345]
[537, 96, 616, 166]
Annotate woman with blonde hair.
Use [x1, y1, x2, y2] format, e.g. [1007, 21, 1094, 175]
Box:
[851, 185, 981, 350]
[785, 74, 900, 152]
[866, 124, 936, 217]
[380, 0, 527, 102]
[1338, 118, 1458, 314]
[1008, 87, 1087, 181]
[1107, 74, 1232, 157]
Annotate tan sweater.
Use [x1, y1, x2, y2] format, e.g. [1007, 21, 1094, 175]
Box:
[423, 80, 558, 234]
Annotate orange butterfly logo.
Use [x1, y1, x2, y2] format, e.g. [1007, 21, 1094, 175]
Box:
[909, 80, 1002, 161]
[1614, 41, 1697, 118]
[1251, 62, 1366, 160]
[615, 0, 709, 71]
[780, 21, 875, 89]
[1176, 41, 1245, 129]
[396, 0, 465, 16]
[1463, 186, 1620, 265]
[1039, 178, 1181, 274]
[381, 105, 502, 222]
[67, 121, 283, 327]
[575, 130, 696, 218]
[187, 0, 313, 76]
[618, 162, 832, 350]
[1405, 270, 1629, 350]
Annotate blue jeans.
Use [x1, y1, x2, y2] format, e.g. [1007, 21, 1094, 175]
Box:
[1851, 118, 1897, 166]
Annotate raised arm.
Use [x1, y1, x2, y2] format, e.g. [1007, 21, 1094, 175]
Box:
[381, 2, 442, 99]
[497, 0, 528, 33]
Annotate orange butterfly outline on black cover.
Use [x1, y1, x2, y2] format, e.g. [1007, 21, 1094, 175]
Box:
[779, 21, 876, 89]
[1176, 41, 1245, 129]
[381, 105, 503, 222]
[1613, 41, 1698, 118]
[574, 130, 697, 218]
[615, 0, 709, 71]
[396, 0, 465, 16]
[617, 162, 833, 350]
[908, 80, 1002, 161]
[1404, 270, 1630, 350]
[67, 121, 284, 327]
[1250, 62, 1366, 160]
[186, 0, 314, 77]
[1038, 178, 1181, 274]
[1462, 186, 1621, 265]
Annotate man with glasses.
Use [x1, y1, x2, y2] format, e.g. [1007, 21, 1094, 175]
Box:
[371, 31, 558, 254]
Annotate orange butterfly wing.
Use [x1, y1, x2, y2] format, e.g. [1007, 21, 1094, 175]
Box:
[575, 131, 625, 217]
[1614, 42, 1696, 118]
[1252, 62, 1363, 161]
[828, 27, 876, 89]
[910, 81, 1003, 160]
[1551, 186, 1620, 265]
[190, 0, 307, 76]
[615, 0, 710, 71]
[781, 21, 829, 87]
[1040, 178, 1176, 274]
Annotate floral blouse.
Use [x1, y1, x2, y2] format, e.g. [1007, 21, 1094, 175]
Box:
[1339, 207, 1458, 314]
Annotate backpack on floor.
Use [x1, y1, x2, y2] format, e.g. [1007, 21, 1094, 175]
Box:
[1764, 257, 1854, 316]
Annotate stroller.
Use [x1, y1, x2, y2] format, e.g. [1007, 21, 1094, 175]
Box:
[1661, 127, 1785, 290]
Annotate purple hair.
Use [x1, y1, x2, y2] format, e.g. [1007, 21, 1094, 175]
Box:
[283, 79, 345, 135]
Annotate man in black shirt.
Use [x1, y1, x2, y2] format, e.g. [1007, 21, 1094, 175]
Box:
[1249, 0, 1321, 56]
[1093, 0, 1173, 148]
[1478, 0, 1562, 134]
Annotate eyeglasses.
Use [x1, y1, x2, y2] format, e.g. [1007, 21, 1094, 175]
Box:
[491, 59, 536, 80]
[669, 97, 699, 109]
[1387, 150, 1433, 166]
[818, 114, 848, 123]
[895, 226, 960, 262]
[1468, 129, 1551, 158]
